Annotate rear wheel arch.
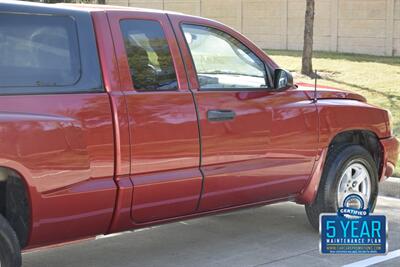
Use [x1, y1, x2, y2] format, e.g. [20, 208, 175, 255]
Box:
[0, 167, 31, 249]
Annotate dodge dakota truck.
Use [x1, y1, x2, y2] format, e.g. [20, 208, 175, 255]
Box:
[0, 1, 398, 266]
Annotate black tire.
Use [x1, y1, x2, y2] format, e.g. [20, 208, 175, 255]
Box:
[0, 214, 21, 267]
[305, 144, 378, 230]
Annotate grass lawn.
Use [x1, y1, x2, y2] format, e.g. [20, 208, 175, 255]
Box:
[266, 50, 400, 176]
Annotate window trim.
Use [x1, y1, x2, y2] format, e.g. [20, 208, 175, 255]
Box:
[180, 22, 273, 92]
[119, 18, 180, 93]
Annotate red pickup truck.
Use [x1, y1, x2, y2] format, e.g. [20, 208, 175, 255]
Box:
[0, 1, 398, 266]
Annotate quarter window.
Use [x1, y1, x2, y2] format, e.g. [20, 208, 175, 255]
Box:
[182, 24, 268, 90]
[120, 20, 178, 91]
[0, 13, 81, 87]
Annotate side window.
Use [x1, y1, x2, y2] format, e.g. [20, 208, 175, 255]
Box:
[120, 20, 178, 91]
[182, 24, 268, 90]
[0, 13, 80, 87]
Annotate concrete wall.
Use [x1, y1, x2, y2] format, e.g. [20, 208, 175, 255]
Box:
[106, 0, 400, 56]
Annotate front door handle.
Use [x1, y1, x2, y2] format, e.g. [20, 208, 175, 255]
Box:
[207, 110, 236, 122]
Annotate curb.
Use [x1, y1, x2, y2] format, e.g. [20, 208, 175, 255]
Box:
[379, 177, 400, 199]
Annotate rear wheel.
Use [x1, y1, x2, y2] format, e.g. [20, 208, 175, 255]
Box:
[305, 145, 378, 230]
[0, 215, 21, 267]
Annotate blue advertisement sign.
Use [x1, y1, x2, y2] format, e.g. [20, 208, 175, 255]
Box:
[320, 193, 387, 254]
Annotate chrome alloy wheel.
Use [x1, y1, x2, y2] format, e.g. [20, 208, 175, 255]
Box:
[337, 162, 371, 206]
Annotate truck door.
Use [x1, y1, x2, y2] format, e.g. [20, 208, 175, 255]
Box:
[169, 15, 319, 211]
[107, 11, 202, 223]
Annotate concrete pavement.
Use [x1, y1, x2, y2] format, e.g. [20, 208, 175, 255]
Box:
[23, 196, 400, 267]
[380, 177, 400, 198]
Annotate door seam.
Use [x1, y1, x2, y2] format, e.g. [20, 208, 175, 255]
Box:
[167, 14, 205, 211]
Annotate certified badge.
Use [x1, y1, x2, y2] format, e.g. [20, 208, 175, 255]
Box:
[320, 193, 387, 254]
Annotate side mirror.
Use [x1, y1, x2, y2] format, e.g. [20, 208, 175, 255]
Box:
[274, 69, 294, 90]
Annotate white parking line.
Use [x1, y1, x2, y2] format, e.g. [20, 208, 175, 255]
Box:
[378, 196, 400, 201]
[96, 231, 131, 240]
[95, 227, 156, 240]
[342, 249, 400, 267]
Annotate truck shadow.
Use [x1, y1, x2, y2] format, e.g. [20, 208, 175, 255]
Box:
[23, 203, 317, 267]
[22, 197, 400, 267]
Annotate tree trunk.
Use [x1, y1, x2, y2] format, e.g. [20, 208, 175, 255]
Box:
[301, 0, 315, 76]
[98, 0, 106, 4]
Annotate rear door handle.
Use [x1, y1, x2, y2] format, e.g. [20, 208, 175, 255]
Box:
[207, 110, 236, 122]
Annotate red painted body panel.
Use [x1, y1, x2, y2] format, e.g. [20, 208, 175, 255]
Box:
[316, 99, 390, 143]
[296, 148, 328, 204]
[106, 11, 202, 223]
[298, 83, 367, 102]
[168, 14, 319, 211]
[379, 136, 400, 180]
[0, 94, 116, 248]
[193, 90, 319, 210]
[124, 91, 202, 223]
[0, 3, 397, 251]
[295, 98, 392, 203]
[92, 11, 133, 233]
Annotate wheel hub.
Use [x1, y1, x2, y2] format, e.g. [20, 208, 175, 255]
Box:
[337, 162, 371, 206]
